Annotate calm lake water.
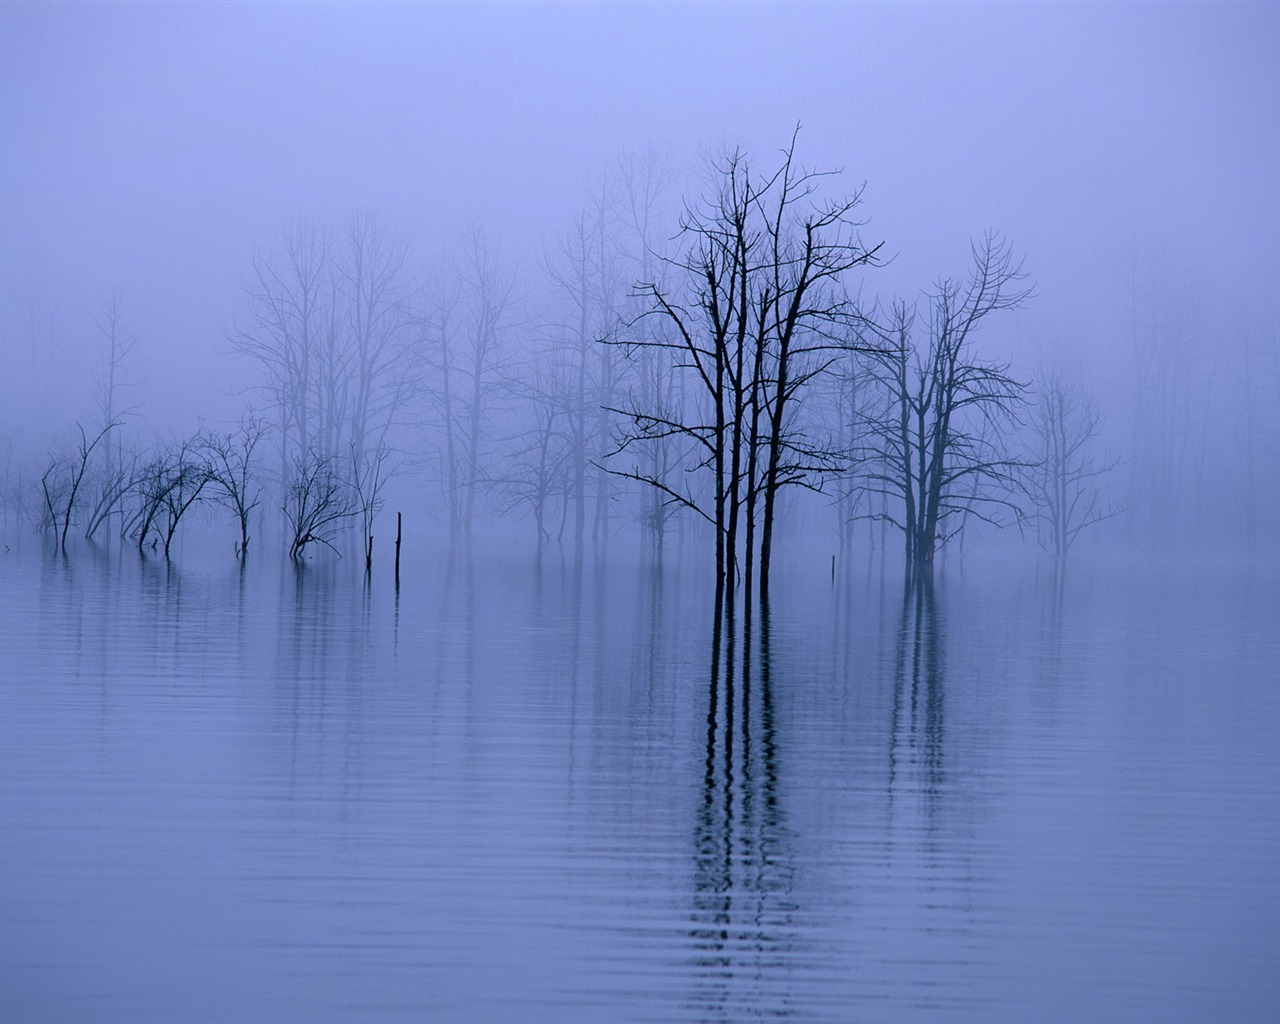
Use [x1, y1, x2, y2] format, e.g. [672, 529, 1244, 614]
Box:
[2, 539, 1278, 1023]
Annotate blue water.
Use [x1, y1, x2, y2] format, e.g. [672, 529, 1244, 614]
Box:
[2, 541, 1278, 1022]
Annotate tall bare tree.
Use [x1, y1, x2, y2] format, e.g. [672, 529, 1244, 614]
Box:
[425, 227, 520, 540]
[610, 133, 880, 605]
[855, 234, 1031, 575]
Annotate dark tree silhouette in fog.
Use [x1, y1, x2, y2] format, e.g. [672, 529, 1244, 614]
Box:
[40, 421, 116, 552]
[610, 133, 880, 607]
[855, 234, 1030, 575]
[127, 435, 212, 559]
[284, 448, 357, 560]
[204, 418, 267, 559]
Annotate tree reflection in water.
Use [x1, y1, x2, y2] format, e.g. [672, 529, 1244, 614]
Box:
[890, 575, 947, 815]
[688, 593, 799, 1018]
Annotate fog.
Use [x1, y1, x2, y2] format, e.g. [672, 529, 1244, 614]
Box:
[3, 7, 1280, 1020]
[3, 2, 1277, 563]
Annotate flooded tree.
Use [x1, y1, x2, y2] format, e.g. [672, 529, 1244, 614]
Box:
[610, 133, 880, 606]
[284, 449, 357, 560]
[1024, 368, 1124, 560]
[128, 436, 212, 558]
[493, 358, 574, 545]
[233, 219, 333, 484]
[233, 214, 419, 490]
[351, 443, 392, 574]
[94, 291, 141, 484]
[856, 234, 1030, 576]
[204, 418, 267, 559]
[425, 227, 520, 541]
[40, 421, 117, 552]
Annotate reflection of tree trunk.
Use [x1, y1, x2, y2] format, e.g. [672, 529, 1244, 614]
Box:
[890, 575, 946, 807]
[689, 585, 791, 1014]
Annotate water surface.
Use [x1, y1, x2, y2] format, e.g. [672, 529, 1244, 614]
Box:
[2, 543, 1278, 1022]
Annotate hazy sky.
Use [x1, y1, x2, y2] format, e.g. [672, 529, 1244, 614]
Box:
[2, 1, 1277, 430]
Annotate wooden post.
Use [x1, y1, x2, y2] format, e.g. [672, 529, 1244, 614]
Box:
[394, 511, 402, 588]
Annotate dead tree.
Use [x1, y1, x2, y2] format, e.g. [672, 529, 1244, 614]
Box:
[351, 442, 392, 573]
[423, 227, 520, 541]
[40, 421, 117, 552]
[94, 291, 142, 486]
[84, 447, 140, 542]
[492, 358, 575, 545]
[284, 449, 357, 560]
[856, 234, 1031, 576]
[127, 437, 211, 558]
[204, 418, 267, 558]
[158, 439, 212, 558]
[1024, 368, 1125, 560]
[608, 131, 880, 607]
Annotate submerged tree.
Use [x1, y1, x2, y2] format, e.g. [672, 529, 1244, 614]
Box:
[284, 449, 357, 560]
[128, 436, 212, 558]
[609, 132, 880, 607]
[204, 418, 267, 559]
[350, 442, 392, 573]
[856, 234, 1031, 575]
[40, 421, 117, 552]
[1023, 368, 1125, 560]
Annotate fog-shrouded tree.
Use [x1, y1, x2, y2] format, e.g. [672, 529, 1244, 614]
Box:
[855, 233, 1031, 576]
[542, 197, 613, 551]
[530, 149, 680, 558]
[126, 436, 212, 559]
[337, 211, 421, 463]
[613, 147, 683, 558]
[284, 448, 358, 561]
[204, 417, 267, 559]
[233, 218, 334, 485]
[609, 133, 880, 608]
[40, 421, 117, 552]
[492, 356, 574, 546]
[423, 226, 521, 540]
[233, 213, 419, 526]
[822, 359, 875, 563]
[94, 291, 142, 478]
[1024, 367, 1125, 561]
[350, 442, 392, 574]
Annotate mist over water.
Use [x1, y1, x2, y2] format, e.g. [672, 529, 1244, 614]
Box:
[3, 4, 1279, 1021]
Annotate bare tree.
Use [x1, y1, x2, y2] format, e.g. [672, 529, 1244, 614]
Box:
[338, 211, 421, 462]
[492, 358, 574, 545]
[204, 418, 267, 558]
[1023, 368, 1125, 560]
[40, 421, 117, 552]
[232, 219, 334, 483]
[157, 438, 212, 559]
[126, 436, 211, 558]
[855, 234, 1031, 575]
[425, 226, 520, 540]
[284, 449, 357, 560]
[350, 442, 392, 573]
[84, 445, 140, 543]
[94, 291, 142, 479]
[609, 132, 880, 606]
